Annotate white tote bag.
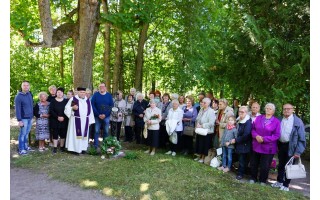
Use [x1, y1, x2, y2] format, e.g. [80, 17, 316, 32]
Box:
[285, 156, 307, 179]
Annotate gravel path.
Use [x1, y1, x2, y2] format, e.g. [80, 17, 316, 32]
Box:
[10, 167, 114, 200]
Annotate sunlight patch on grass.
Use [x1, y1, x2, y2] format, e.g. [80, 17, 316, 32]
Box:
[12, 153, 19, 158]
[291, 184, 303, 190]
[158, 158, 172, 163]
[140, 194, 151, 200]
[155, 190, 167, 199]
[140, 183, 149, 192]
[80, 179, 98, 188]
[102, 187, 114, 196]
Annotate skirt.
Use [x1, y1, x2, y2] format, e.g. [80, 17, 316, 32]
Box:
[195, 133, 213, 156]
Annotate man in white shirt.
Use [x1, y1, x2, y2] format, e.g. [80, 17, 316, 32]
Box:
[271, 103, 306, 192]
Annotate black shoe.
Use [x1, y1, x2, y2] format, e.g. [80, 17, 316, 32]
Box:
[236, 175, 243, 180]
[52, 148, 57, 154]
[59, 147, 65, 152]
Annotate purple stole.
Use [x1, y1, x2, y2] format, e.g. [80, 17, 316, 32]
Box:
[73, 97, 91, 139]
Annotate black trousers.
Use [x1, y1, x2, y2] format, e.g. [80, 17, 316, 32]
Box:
[250, 151, 274, 183]
[134, 126, 146, 144]
[124, 126, 133, 142]
[110, 121, 122, 141]
[182, 135, 194, 154]
[159, 124, 169, 149]
[169, 131, 183, 152]
[277, 142, 293, 187]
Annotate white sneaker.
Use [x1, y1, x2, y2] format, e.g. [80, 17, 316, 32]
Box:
[271, 181, 283, 188]
[150, 151, 155, 156]
[172, 152, 176, 156]
[144, 150, 150, 154]
[165, 151, 172, 155]
[198, 159, 204, 163]
[279, 186, 289, 192]
[194, 157, 200, 161]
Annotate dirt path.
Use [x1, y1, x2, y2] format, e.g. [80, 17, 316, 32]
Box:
[10, 167, 114, 200]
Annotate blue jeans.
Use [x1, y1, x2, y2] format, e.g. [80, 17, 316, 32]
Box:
[18, 118, 33, 152]
[222, 146, 233, 169]
[94, 116, 110, 147]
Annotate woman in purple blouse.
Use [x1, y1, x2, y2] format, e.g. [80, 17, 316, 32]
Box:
[181, 96, 198, 155]
[249, 103, 281, 185]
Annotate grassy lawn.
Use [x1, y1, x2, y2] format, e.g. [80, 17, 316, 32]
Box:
[10, 125, 308, 200]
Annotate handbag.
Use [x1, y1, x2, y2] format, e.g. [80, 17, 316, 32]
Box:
[195, 128, 209, 136]
[210, 156, 221, 168]
[204, 148, 216, 165]
[285, 156, 307, 179]
[169, 132, 178, 144]
[143, 124, 148, 139]
[183, 126, 195, 136]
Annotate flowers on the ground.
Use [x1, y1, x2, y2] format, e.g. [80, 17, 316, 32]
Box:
[101, 136, 122, 158]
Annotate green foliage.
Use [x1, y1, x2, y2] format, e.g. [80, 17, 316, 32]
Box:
[10, 0, 309, 124]
[100, 136, 122, 156]
[87, 145, 98, 156]
[123, 151, 139, 160]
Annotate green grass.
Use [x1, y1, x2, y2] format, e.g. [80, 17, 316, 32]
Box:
[10, 126, 308, 200]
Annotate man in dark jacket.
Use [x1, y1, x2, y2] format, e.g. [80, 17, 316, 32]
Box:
[271, 103, 306, 191]
[14, 80, 34, 155]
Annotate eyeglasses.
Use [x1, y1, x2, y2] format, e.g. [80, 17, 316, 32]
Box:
[238, 111, 245, 113]
[283, 108, 293, 110]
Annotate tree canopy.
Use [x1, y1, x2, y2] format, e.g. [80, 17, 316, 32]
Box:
[10, 0, 309, 123]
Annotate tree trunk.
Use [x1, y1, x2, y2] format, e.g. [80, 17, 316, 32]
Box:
[38, 0, 53, 47]
[113, 27, 123, 93]
[134, 22, 149, 92]
[102, 0, 111, 92]
[59, 45, 64, 78]
[72, 0, 100, 90]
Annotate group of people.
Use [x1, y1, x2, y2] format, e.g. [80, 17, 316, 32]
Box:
[14, 81, 306, 192]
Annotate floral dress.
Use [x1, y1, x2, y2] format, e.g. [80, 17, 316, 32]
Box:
[35, 102, 50, 140]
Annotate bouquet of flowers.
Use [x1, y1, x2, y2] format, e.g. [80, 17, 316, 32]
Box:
[100, 136, 122, 159]
[150, 114, 160, 120]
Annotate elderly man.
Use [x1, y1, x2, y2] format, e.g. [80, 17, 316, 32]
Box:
[271, 103, 306, 191]
[249, 102, 261, 123]
[15, 80, 34, 155]
[64, 87, 95, 154]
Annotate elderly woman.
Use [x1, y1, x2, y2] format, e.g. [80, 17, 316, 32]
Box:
[123, 94, 135, 142]
[49, 87, 69, 153]
[165, 99, 184, 156]
[110, 90, 126, 141]
[143, 99, 162, 155]
[249, 103, 281, 185]
[194, 98, 216, 163]
[33, 91, 50, 151]
[181, 96, 198, 155]
[158, 93, 172, 149]
[133, 92, 148, 144]
[215, 98, 234, 144]
[230, 106, 252, 180]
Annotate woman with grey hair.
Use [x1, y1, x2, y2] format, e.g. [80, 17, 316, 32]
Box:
[165, 99, 184, 156]
[194, 98, 216, 163]
[132, 92, 148, 144]
[143, 99, 162, 155]
[33, 91, 50, 151]
[249, 103, 281, 185]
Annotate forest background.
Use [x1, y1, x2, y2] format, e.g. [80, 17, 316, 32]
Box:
[9, 0, 309, 123]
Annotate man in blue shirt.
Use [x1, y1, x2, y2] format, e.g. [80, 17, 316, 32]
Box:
[14, 80, 34, 155]
[91, 82, 114, 148]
